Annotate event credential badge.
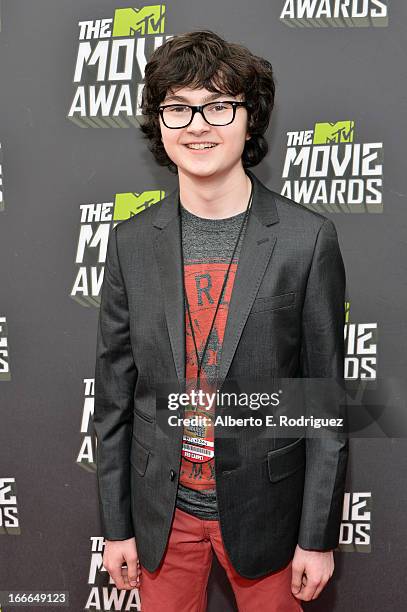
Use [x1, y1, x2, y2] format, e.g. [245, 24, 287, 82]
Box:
[181, 383, 215, 463]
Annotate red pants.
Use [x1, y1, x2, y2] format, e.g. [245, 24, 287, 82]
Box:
[139, 507, 303, 612]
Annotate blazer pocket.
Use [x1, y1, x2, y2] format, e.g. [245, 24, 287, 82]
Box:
[130, 437, 150, 477]
[267, 437, 305, 483]
[250, 291, 296, 314]
[133, 408, 155, 449]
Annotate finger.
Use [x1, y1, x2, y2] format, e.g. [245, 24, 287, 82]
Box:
[291, 566, 304, 595]
[126, 559, 141, 587]
[121, 566, 132, 590]
[297, 579, 320, 601]
[292, 576, 307, 600]
[109, 567, 128, 591]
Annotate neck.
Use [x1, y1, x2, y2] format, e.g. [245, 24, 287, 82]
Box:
[178, 166, 252, 219]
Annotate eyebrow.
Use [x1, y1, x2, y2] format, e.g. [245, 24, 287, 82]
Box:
[163, 92, 234, 104]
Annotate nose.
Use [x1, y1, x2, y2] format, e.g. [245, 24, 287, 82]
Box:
[186, 109, 210, 133]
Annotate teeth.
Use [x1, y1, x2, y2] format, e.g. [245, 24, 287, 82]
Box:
[186, 143, 217, 150]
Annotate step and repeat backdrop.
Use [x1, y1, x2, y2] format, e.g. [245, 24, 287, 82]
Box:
[1, 1, 406, 611]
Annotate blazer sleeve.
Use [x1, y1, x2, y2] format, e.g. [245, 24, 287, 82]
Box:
[93, 224, 137, 541]
[297, 218, 349, 551]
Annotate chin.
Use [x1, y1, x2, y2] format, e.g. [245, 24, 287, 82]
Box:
[180, 165, 221, 179]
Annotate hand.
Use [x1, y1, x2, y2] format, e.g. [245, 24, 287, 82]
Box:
[103, 537, 141, 590]
[291, 545, 334, 601]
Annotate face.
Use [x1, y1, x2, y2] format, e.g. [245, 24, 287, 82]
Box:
[158, 85, 251, 179]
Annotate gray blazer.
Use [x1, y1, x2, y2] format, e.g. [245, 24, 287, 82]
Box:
[93, 168, 348, 579]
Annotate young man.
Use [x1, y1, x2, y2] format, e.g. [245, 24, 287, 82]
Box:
[94, 30, 348, 612]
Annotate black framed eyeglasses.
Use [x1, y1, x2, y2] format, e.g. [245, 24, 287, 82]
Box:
[158, 100, 249, 129]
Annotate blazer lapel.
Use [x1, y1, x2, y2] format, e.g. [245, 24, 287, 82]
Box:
[152, 194, 186, 388]
[217, 170, 279, 389]
[152, 169, 280, 391]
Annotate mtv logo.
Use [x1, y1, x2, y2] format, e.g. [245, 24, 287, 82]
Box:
[345, 301, 350, 323]
[113, 190, 164, 221]
[313, 121, 354, 144]
[112, 6, 166, 37]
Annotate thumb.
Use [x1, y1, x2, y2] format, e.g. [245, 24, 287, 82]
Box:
[126, 559, 140, 587]
[291, 563, 304, 595]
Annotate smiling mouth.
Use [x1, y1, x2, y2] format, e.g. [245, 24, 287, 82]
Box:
[184, 143, 219, 150]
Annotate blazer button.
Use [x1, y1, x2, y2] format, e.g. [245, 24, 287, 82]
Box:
[170, 469, 176, 481]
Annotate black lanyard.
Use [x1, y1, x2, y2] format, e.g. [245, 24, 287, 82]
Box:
[179, 180, 253, 391]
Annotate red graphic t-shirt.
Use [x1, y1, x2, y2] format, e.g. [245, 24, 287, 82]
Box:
[179, 259, 238, 490]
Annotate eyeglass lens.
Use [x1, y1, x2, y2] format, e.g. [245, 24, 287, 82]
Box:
[162, 102, 235, 128]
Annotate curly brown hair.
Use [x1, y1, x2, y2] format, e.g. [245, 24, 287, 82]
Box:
[139, 29, 276, 174]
